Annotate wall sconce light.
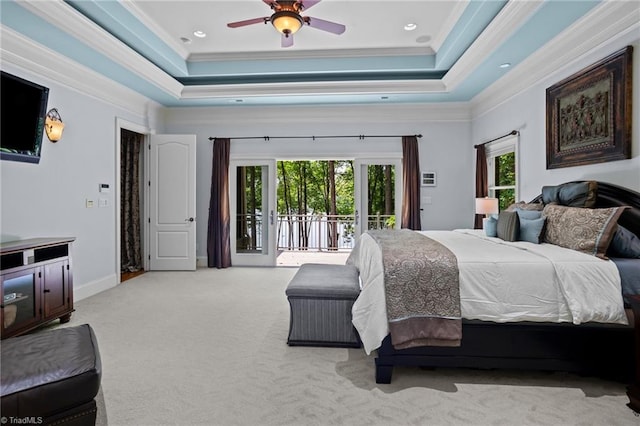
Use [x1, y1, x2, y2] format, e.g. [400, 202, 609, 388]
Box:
[45, 108, 65, 142]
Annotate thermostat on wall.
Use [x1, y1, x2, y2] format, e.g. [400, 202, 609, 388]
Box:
[99, 183, 110, 193]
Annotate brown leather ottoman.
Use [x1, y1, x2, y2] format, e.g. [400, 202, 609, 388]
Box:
[1, 324, 102, 426]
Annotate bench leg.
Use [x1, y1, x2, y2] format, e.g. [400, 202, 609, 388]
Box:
[375, 364, 393, 384]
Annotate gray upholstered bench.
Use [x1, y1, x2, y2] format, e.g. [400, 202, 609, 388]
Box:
[286, 263, 361, 347]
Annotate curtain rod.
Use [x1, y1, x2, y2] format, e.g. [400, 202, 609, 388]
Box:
[474, 130, 518, 148]
[208, 134, 422, 141]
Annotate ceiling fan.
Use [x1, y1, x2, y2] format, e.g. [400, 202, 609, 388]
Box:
[227, 0, 346, 48]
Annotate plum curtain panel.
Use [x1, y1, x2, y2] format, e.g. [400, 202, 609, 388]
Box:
[401, 135, 422, 230]
[120, 129, 143, 272]
[207, 138, 232, 268]
[475, 145, 488, 229]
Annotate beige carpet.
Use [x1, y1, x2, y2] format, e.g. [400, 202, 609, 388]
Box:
[58, 267, 638, 426]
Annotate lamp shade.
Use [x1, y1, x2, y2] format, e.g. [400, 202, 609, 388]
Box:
[44, 108, 65, 142]
[475, 197, 499, 215]
[271, 11, 303, 35]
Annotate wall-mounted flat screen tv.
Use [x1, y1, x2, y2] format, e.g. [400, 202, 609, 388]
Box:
[1, 71, 50, 164]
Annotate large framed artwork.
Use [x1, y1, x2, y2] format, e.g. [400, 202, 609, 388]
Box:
[546, 46, 632, 169]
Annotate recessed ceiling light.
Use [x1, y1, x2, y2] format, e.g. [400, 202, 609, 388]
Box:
[381, 96, 389, 100]
[404, 23, 417, 31]
[415, 35, 431, 44]
[230, 99, 243, 103]
[180, 37, 192, 44]
[193, 30, 207, 38]
[499, 62, 511, 68]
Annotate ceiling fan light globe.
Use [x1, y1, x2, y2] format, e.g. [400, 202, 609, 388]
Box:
[271, 11, 303, 35]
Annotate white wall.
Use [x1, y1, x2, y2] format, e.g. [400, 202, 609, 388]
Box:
[0, 64, 163, 299]
[163, 104, 474, 259]
[472, 35, 640, 202]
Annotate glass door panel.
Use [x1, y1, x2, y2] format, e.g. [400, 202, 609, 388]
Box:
[230, 160, 276, 266]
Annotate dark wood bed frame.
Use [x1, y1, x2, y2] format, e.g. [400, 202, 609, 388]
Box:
[373, 181, 640, 413]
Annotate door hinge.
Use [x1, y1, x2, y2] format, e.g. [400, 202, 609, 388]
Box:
[148, 217, 151, 223]
[148, 144, 151, 150]
[148, 255, 151, 260]
[148, 180, 151, 187]
[38, 271, 42, 278]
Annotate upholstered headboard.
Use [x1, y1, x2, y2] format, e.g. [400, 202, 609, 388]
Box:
[530, 181, 640, 238]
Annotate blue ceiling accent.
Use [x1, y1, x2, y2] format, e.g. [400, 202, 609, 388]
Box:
[1, 0, 603, 107]
[1, 1, 179, 104]
[65, 0, 188, 76]
[449, 0, 601, 101]
[187, 55, 437, 79]
[435, 0, 507, 69]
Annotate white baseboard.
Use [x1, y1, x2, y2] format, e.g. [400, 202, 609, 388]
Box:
[196, 256, 208, 268]
[74, 274, 118, 302]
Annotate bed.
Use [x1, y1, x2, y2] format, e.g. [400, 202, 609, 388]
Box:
[347, 181, 640, 400]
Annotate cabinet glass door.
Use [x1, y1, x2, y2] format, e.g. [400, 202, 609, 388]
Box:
[2, 268, 41, 334]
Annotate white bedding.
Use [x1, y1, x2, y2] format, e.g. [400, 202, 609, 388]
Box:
[348, 229, 628, 355]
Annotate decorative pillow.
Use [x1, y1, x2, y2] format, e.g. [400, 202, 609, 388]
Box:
[518, 217, 546, 244]
[497, 210, 519, 242]
[506, 201, 544, 212]
[515, 208, 543, 220]
[542, 204, 625, 259]
[607, 225, 640, 258]
[484, 215, 498, 237]
[541, 181, 598, 208]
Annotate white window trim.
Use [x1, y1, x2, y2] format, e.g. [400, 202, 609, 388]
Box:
[486, 133, 519, 204]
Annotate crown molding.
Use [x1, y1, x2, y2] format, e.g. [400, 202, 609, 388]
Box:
[443, 0, 543, 92]
[470, 1, 640, 119]
[188, 46, 435, 62]
[120, 0, 190, 61]
[429, 0, 469, 53]
[19, 0, 183, 99]
[180, 79, 447, 100]
[164, 102, 471, 126]
[0, 26, 161, 120]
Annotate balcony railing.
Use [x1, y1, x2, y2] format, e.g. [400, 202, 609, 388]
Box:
[236, 213, 395, 252]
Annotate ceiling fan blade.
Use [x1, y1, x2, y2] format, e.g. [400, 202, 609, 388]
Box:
[227, 17, 268, 28]
[300, 0, 322, 10]
[304, 16, 345, 35]
[281, 33, 294, 48]
[263, 0, 281, 10]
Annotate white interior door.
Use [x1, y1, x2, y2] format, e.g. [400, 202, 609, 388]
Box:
[354, 158, 403, 239]
[229, 159, 276, 266]
[149, 134, 196, 270]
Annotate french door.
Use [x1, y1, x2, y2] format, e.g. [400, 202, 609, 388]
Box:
[229, 159, 277, 266]
[353, 158, 403, 239]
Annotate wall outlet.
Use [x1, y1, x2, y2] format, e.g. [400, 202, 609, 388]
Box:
[99, 198, 108, 207]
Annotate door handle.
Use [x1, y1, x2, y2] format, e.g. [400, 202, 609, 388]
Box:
[185, 217, 194, 222]
[270, 210, 274, 225]
[355, 210, 359, 226]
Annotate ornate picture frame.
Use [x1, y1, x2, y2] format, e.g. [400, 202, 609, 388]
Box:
[546, 46, 632, 169]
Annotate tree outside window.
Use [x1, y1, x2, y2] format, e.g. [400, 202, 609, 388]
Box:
[493, 151, 516, 211]
[486, 135, 518, 211]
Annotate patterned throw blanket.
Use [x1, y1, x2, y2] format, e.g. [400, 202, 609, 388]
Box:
[368, 229, 462, 349]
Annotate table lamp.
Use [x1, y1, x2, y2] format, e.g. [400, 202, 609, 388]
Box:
[475, 197, 499, 229]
